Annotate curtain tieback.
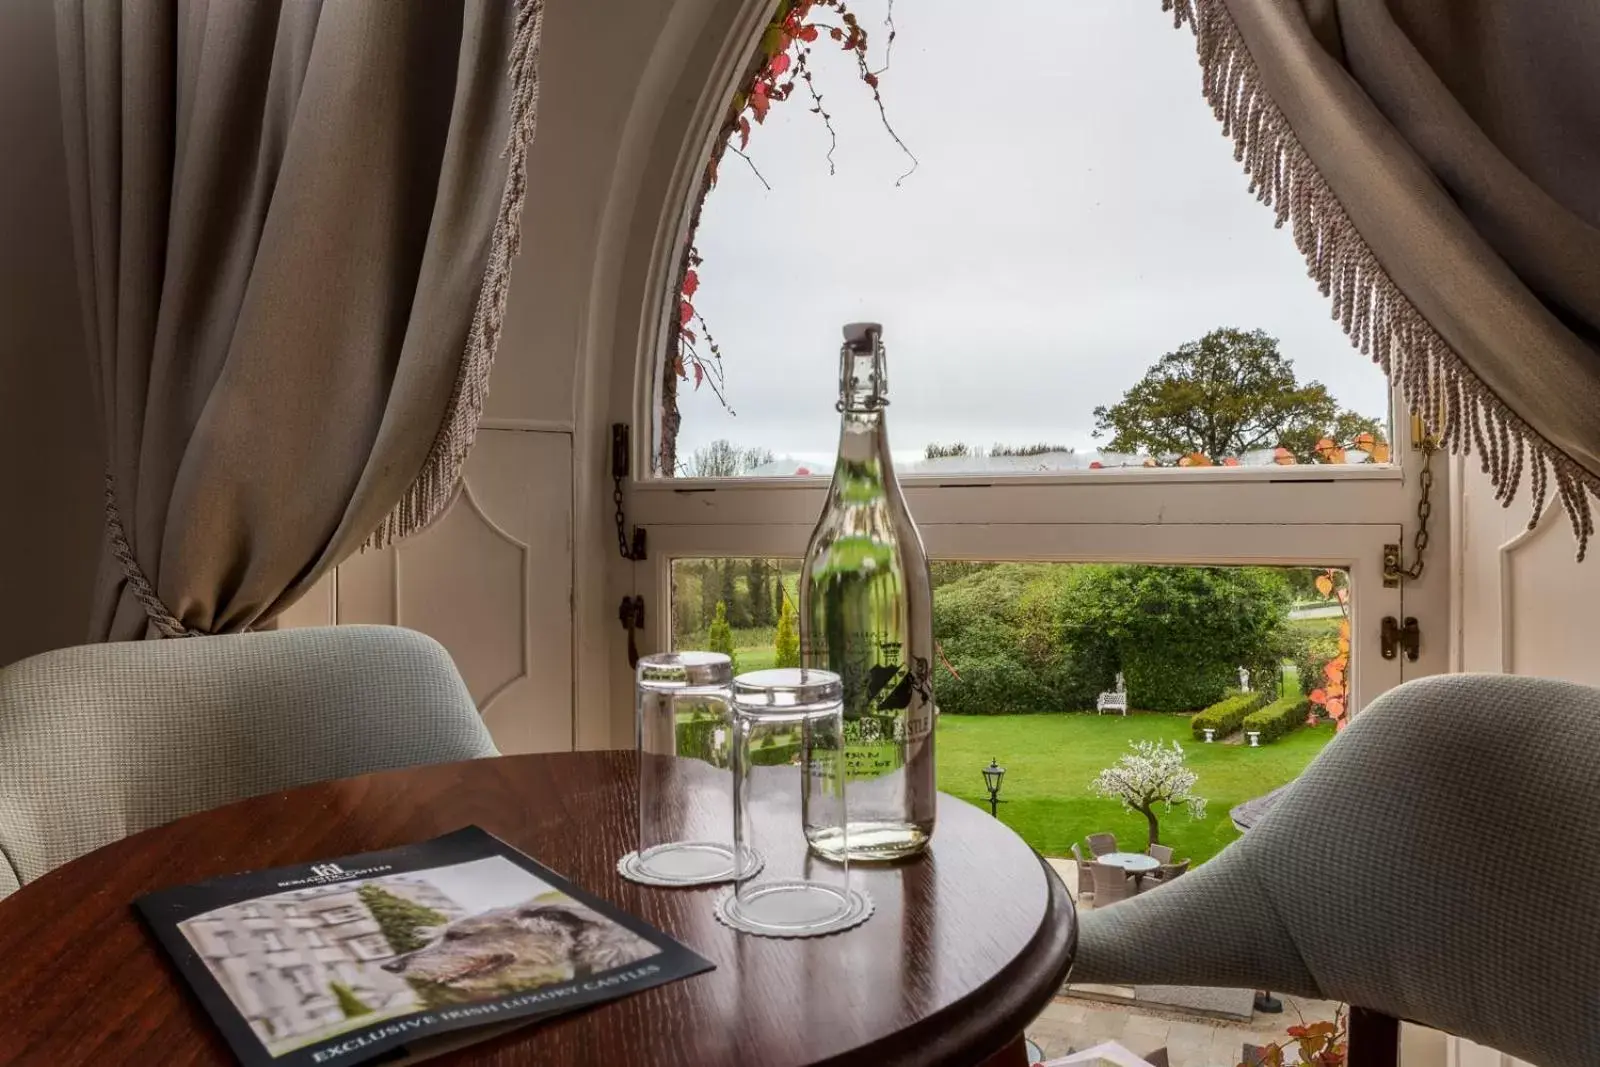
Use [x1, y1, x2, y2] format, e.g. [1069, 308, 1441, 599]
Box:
[101, 474, 198, 639]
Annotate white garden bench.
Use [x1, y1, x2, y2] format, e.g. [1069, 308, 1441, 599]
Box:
[1096, 672, 1128, 716]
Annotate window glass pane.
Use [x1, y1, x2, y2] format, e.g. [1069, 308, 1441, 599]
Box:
[670, 557, 1354, 864]
[660, 0, 1391, 476]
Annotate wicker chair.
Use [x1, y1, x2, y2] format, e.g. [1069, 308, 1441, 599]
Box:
[1086, 832, 1118, 857]
[1148, 843, 1174, 864]
[1089, 860, 1134, 906]
[1151, 858, 1191, 884]
[1069, 842, 1096, 898]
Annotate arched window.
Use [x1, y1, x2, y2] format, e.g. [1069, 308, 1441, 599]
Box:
[622, 0, 1441, 735]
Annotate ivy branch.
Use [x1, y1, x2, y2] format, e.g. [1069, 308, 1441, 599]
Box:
[664, 0, 913, 473]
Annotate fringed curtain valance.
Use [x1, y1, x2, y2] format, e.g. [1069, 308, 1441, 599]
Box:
[55, 0, 544, 639]
[1165, 0, 1600, 556]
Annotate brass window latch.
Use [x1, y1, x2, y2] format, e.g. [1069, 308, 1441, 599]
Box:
[619, 595, 645, 669]
[1380, 616, 1420, 662]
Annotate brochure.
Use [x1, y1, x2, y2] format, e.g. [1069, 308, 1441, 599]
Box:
[135, 826, 712, 1065]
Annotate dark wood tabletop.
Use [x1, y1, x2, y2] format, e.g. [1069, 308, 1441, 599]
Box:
[0, 751, 1076, 1067]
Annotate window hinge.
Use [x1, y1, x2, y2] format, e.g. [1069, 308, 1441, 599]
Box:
[612, 424, 647, 561]
[1380, 616, 1420, 662]
[619, 595, 645, 668]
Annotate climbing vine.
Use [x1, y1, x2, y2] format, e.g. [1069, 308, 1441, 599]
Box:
[1304, 568, 1352, 731]
[661, 0, 913, 475]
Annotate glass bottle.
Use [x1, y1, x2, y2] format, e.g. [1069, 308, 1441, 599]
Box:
[800, 322, 936, 862]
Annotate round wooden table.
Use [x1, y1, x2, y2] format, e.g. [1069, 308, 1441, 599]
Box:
[0, 752, 1076, 1066]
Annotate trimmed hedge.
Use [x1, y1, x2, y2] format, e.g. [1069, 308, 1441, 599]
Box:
[1242, 695, 1310, 744]
[1189, 690, 1266, 741]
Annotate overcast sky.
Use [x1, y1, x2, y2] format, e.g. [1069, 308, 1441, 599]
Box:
[673, 0, 1390, 466]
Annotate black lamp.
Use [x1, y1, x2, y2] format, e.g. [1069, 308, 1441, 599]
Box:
[982, 758, 1005, 817]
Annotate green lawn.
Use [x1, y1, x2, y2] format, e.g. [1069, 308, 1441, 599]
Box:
[935, 712, 1334, 865]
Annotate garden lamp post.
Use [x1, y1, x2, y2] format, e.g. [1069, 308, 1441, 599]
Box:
[982, 758, 1006, 818]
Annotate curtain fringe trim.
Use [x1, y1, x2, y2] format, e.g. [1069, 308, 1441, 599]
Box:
[364, 0, 548, 550]
[1164, 0, 1597, 559]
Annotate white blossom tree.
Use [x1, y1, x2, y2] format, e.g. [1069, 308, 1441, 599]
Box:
[1089, 740, 1208, 851]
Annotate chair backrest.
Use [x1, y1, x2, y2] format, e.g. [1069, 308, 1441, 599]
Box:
[1071, 674, 1600, 1067]
[1148, 843, 1174, 863]
[1160, 858, 1190, 881]
[1089, 861, 1131, 904]
[0, 626, 497, 898]
[1087, 832, 1118, 856]
[1069, 841, 1095, 893]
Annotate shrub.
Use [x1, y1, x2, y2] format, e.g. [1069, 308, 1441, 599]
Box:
[773, 598, 800, 669]
[1242, 694, 1310, 744]
[1292, 624, 1341, 719]
[932, 562, 1294, 715]
[1190, 690, 1266, 741]
[707, 601, 738, 674]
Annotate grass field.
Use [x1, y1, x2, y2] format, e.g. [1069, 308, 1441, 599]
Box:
[934, 712, 1334, 865]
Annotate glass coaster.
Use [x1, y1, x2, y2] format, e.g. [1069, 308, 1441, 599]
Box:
[617, 842, 763, 887]
[713, 882, 873, 938]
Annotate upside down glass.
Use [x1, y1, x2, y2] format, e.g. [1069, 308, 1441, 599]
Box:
[621, 652, 743, 886]
[718, 669, 872, 938]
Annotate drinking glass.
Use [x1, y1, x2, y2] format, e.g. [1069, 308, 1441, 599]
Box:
[716, 668, 873, 937]
[619, 651, 748, 886]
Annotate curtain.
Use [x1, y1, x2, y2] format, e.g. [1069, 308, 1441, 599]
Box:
[54, 1, 544, 639]
[1165, 0, 1600, 555]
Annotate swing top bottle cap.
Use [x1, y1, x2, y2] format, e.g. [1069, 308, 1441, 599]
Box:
[842, 322, 883, 347]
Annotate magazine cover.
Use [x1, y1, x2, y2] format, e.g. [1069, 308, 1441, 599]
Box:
[135, 826, 713, 1066]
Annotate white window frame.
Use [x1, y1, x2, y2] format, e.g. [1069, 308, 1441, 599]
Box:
[594, 0, 1449, 737]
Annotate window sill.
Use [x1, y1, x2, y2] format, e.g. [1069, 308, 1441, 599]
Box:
[640, 463, 1403, 494]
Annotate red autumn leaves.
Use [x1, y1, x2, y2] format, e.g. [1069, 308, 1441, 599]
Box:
[1305, 569, 1351, 731]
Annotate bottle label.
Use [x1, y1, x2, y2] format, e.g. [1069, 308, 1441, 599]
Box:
[804, 633, 933, 779]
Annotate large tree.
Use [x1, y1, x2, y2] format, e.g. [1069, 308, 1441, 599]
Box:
[747, 558, 774, 626]
[1092, 327, 1380, 461]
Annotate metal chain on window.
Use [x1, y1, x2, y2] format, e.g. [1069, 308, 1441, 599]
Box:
[614, 469, 632, 560]
[1386, 441, 1436, 583]
[612, 424, 646, 561]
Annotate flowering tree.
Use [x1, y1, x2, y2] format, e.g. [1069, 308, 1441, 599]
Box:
[1089, 740, 1208, 850]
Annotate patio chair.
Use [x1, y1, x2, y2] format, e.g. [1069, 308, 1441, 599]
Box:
[1089, 860, 1134, 906]
[1148, 843, 1174, 863]
[1069, 842, 1095, 898]
[1086, 832, 1118, 857]
[1071, 674, 1600, 1067]
[1151, 858, 1190, 884]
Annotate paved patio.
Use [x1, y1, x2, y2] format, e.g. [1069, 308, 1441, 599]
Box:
[1033, 857, 1342, 1067]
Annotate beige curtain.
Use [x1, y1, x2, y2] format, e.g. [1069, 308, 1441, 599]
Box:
[1167, 0, 1600, 555]
[55, 1, 544, 639]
